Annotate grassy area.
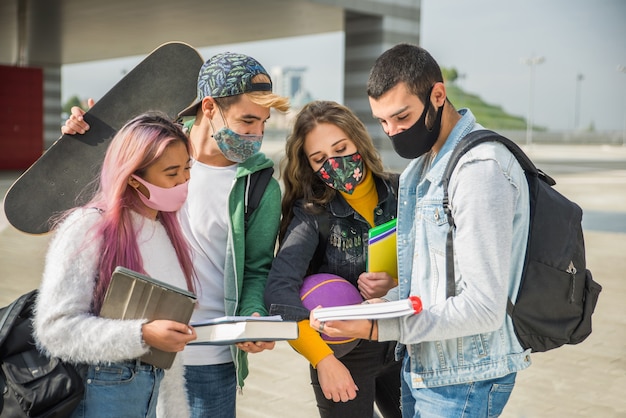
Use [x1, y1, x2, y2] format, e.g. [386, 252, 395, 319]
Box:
[445, 84, 543, 131]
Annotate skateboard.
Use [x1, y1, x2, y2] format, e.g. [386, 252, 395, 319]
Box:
[3, 42, 203, 234]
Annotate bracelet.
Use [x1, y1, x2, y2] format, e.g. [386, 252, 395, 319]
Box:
[368, 320, 376, 341]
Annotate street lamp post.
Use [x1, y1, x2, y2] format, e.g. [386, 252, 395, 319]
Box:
[521, 55, 545, 146]
[575, 73, 584, 130]
[618, 65, 626, 146]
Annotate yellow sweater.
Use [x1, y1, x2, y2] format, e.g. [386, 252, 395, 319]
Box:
[288, 170, 378, 366]
[340, 169, 377, 228]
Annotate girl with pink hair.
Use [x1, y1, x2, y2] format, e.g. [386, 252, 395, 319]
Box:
[34, 112, 197, 418]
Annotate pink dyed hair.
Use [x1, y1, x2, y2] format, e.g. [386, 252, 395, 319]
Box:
[83, 112, 195, 313]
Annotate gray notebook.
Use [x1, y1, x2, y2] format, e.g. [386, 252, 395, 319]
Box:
[100, 266, 197, 369]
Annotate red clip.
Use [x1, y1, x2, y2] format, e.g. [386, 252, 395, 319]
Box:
[409, 296, 423, 314]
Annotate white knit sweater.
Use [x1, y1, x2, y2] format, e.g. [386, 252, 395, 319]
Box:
[34, 208, 190, 418]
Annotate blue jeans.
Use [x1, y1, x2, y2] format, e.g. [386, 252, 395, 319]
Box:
[71, 360, 164, 418]
[184, 362, 236, 418]
[401, 356, 516, 418]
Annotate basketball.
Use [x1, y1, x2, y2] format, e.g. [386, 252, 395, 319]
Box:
[300, 273, 363, 356]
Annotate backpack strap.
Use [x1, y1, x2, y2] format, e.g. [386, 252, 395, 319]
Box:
[244, 167, 274, 227]
[442, 130, 550, 299]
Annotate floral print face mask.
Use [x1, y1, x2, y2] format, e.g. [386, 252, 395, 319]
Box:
[315, 152, 364, 194]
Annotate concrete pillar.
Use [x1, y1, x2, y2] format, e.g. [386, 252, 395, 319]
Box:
[344, 12, 385, 147]
[28, 1, 62, 150]
[43, 67, 62, 149]
[14, 0, 63, 151]
[341, 0, 421, 147]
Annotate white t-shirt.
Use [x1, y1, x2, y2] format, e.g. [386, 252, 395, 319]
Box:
[133, 211, 189, 292]
[179, 160, 237, 365]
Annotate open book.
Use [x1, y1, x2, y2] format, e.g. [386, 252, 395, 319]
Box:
[367, 218, 398, 278]
[189, 315, 298, 345]
[312, 296, 422, 321]
[99, 266, 197, 369]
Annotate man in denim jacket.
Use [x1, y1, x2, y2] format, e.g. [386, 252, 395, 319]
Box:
[311, 43, 532, 417]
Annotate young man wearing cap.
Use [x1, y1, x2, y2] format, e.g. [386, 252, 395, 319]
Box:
[62, 52, 290, 418]
[310, 43, 532, 417]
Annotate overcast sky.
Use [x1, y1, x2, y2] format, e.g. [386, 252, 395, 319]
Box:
[62, 0, 626, 131]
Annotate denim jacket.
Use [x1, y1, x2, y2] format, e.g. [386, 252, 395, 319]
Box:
[378, 109, 532, 388]
[265, 174, 398, 320]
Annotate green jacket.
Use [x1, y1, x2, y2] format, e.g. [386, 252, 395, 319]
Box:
[226, 152, 281, 387]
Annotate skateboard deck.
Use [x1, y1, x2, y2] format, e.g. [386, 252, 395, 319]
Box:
[3, 42, 203, 234]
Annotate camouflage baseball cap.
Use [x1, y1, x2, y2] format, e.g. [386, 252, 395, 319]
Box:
[178, 52, 272, 117]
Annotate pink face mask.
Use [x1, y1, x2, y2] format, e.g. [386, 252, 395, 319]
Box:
[131, 174, 189, 212]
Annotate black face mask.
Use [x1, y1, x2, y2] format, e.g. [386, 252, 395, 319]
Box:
[388, 92, 444, 159]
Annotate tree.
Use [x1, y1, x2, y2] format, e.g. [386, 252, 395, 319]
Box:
[442, 67, 459, 84]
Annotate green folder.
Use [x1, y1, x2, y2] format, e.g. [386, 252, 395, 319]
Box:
[367, 218, 398, 278]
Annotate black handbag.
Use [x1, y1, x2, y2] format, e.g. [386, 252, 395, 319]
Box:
[1, 290, 84, 417]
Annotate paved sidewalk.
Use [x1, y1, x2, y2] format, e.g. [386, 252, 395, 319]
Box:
[1, 143, 625, 417]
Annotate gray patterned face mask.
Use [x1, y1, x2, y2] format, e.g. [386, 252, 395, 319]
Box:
[211, 106, 263, 163]
[213, 127, 263, 163]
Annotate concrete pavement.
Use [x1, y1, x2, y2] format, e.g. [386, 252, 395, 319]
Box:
[1, 143, 625, 417]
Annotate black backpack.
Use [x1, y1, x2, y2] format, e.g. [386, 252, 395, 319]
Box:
[244, 167, 274, 227]
[442, 130, 602, 352]
[0, 290, 84, 417]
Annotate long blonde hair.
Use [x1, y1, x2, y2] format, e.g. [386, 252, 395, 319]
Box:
[279, 100, 387, 241]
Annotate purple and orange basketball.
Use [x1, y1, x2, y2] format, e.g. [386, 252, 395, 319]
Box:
[300, 273, 363, 354]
